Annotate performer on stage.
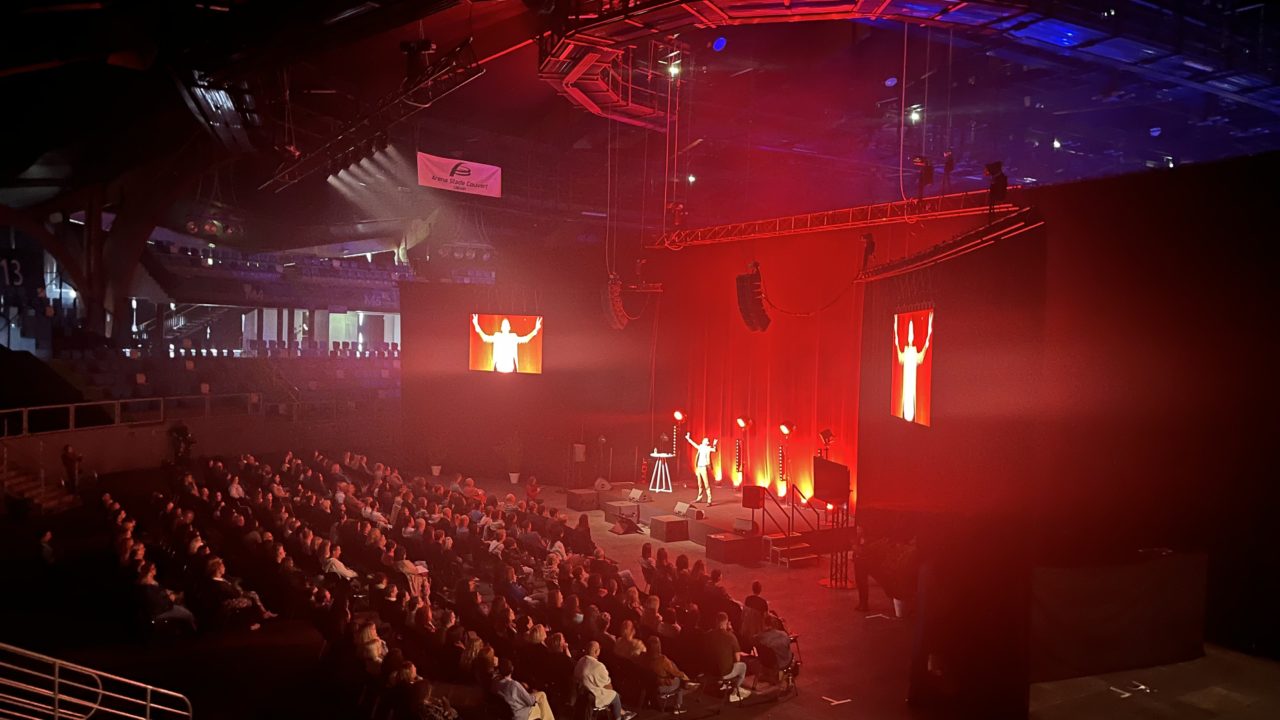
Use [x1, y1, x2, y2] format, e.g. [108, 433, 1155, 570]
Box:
[685, 433, 718, 505]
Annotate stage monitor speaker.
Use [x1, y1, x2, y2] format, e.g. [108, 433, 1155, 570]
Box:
[674, 502, 704, 520]
[628, 489, 650, 503]
[733, 517, 758, 535]
[735, 266, 771, 332]
[609, 516, 641, 535]
[742, 485, 766, 510]
[594, 477, 612, 492]
[813, 456, 851, 504]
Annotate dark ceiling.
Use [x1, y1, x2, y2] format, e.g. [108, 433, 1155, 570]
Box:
[1, 0, 1278, 253]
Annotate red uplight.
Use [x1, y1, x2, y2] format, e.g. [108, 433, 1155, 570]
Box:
[673, 410, 685, 422]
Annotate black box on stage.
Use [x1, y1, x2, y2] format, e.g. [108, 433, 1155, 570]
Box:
[603, 500, 637, 522]
[651, 515, 690, 543]
[567, 489, 598, 511]
[707, 532, 763, 564]
[812, 456, 851, 504]
[741, 485, 766, 509]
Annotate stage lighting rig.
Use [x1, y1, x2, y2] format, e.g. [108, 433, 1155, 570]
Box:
[819, 428, 835, 459]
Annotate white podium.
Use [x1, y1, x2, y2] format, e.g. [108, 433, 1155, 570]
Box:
[649, 451, 675, 494]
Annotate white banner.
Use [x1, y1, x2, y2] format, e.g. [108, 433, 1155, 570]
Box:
[416, 151, 502, 198]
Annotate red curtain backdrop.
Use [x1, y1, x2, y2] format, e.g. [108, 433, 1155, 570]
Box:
[650, 230, 868, 502]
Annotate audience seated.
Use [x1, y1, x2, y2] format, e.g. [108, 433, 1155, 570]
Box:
[76, 442, 793, 719]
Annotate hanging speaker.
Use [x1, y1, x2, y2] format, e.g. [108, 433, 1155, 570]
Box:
[735, 263, 771, 332]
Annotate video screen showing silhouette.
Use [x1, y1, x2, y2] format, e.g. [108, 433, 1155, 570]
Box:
[891, 308, 934, 426]
[469, 313, 544, 374]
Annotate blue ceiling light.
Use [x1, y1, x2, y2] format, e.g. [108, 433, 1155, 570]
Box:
[1149, 127, 1163, 138]
[712, 37, 727, 52]
[885, 76, 898, 88]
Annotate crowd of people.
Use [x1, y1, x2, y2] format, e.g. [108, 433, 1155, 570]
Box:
[100, 449, 797, 719]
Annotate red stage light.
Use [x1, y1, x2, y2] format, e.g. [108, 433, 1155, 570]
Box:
[826, 503, 834, 511]
[778, 422, 795, 436]
[673, 410, 685, 422]
[735, 417, 748, 429]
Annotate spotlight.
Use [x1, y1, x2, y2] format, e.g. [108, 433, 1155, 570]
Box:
[779, 422, 795, 436]
[673, 410, 685, 422]
[735, 417, 750, 429]
[712, 37, 727, 52]
[1052, 138, 1062, 150]
[686, 174, 696, 183]
[909, 105, 922, 124]
[668, 62, 681, 77]
[1149, 127, 1162, 138]
[885, 76, 898, 88]
[819, 429, 835, 446]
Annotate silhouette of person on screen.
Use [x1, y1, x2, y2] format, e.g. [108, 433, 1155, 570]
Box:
[473, 315, 542, 373]
[894, 311, 933, 423]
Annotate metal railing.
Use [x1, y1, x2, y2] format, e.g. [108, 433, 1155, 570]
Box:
[0, 642, 192, 720]
[0, 393, 264, 439]
[0, 391, 397, 440]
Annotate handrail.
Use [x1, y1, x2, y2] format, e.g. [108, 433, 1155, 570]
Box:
[0, 642, 192, 720]
[0, 393, 261, 439]
[788, 483, 820, 534]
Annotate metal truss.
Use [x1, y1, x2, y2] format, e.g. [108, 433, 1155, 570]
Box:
[546, 1, 1280, 127]
[649, 190, 1018, 249]
[259, 40, 484, 193]
[857, 206, 1044, 282]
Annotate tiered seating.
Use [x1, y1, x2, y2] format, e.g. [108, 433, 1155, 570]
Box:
[86, 448, 799, 719]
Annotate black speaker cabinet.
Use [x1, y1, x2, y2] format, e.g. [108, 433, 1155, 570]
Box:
[741, 484, 767, 509]
[812, 456, 851, 504]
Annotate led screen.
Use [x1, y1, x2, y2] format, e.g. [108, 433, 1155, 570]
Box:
[891, 308, 934, 426]
[469, 313, 543, 374]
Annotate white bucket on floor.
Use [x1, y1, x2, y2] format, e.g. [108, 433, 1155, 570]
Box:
[509, 472, 521, 484]
[430, 465, 442, 476]
[893, 598, 906, 618]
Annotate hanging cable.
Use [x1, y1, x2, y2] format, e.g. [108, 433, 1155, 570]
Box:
[761, 275, 860, 318]
[896, 22, 910, 202]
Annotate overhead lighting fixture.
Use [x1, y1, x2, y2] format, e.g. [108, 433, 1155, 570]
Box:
[712, 37, 727, 52]
[909, 105, 922, 124]
[1052, 138, 1062, 150]
[779, 422, 795, 436]
[686, 174, 696, 183]
[673, 410, 685, 422]
[668, 63, 681, 77]
[735, 417, 750, 429]
[819, 428, 835, 446]
[885, 76, 898, 88]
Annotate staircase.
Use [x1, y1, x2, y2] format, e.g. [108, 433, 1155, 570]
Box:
[0, 642, 191, 720]
[0, 465, 80, 515]
[765, 531, 820, 569]
[137, 304, 241, 344]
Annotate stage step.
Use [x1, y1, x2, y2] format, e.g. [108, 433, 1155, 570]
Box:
[782, 553, 821, 568]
